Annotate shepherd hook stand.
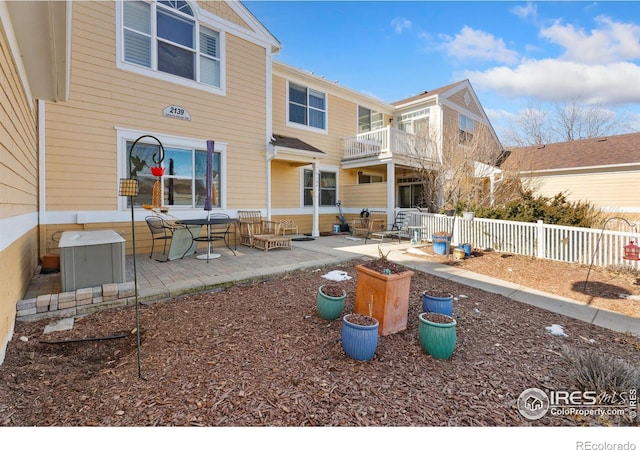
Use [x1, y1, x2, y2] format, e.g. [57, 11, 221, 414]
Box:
[120, 134, 165, 380]
[583, 217, 636, 293]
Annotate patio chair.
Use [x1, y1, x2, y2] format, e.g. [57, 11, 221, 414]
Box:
[277, 219, 299, 236]
[367, 210, 411, 244]
[207, 213, 236, 255]
[351, 212, 385, 241]
[145, 216, 177, 259]
[238, 210, 278, 248]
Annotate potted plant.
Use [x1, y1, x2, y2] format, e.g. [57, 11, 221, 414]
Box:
[354, 246, 414, 336]
[316, 283, 346, 320]
[418, 312, 457, 360]
[443, 203, 456, 217]
[422, 290, 454, 316]
[341, 312, 379, 361]
[431, 231, 451, 255]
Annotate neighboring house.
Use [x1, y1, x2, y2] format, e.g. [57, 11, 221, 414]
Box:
[500, 132, 640, 218]
[0, 0, 501, 363]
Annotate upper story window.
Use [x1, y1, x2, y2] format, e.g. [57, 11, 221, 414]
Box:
[121, 1, 222, 92]
[358, 106, 384, 133]
[459, 114, 475, 144]
[397, 107, 430, 136]
[288, 82, 326, 130]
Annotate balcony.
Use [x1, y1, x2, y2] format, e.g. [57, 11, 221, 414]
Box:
[342, 126, 438, 164]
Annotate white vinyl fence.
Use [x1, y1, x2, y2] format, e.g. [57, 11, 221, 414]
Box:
[407, 211, 640, 270]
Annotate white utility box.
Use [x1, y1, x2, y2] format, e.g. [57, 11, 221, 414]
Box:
[59, 230, 126, 291]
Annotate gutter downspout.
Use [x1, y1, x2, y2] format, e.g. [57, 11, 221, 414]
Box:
[312, 162, 319, 237]
[38, 99, 46, 258]
[265, 48, 273, 220]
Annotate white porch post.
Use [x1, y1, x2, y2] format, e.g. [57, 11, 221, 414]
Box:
[312, 161, 320, 237]
[386, 161, 395, 222]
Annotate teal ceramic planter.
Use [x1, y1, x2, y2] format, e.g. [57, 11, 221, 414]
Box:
[418, 312, 456, 360]
[316, 285, 346, 320]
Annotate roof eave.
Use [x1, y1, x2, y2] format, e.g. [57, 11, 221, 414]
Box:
[7, 0, 71, 102]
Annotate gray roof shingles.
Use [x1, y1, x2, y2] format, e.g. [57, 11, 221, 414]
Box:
[500, 132, 640, 172]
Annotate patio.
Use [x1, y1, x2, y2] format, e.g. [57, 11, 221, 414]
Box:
[19, 233, 640, 335]
[21, 234, 382, 321]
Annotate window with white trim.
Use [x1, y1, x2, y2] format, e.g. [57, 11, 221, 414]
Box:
[122, 1, 221, 89]
[357, 172, 383, 184]
[303, 169, 336, 206]
[289, 82, 326, 130]
[123, 134, 222, 209]
[459, 114, 475, 143]
[358, 106, 384, 133]
[397, 107, 430, 135]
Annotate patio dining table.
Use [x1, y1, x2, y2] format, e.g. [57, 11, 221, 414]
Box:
[177, 217, 238, 262]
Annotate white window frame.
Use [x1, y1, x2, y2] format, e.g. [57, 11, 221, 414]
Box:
[117, 128, 227, 210]
[116, 0, 226, 95]
[286, 80, 328, 134]
[397, 107, 430, 134]
[358, 106, 384, 133]
[357, 171, 383, 184]
[459, 113, 475, 143]
[301, 166, 338, 207]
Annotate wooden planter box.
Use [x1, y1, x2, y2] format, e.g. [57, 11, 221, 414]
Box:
[354, 264, 414, 336]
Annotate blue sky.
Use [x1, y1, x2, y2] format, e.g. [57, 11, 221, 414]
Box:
[243, 1, 640, 142]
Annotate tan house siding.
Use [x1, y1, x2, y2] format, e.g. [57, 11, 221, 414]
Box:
[200, 1, 252, 30]
[523, 169, 640, 211]
[44, 1, 269, 219]
[448, 87, 481, 117]
[0, 18, 40, 362]
[342, 183, 387, 209]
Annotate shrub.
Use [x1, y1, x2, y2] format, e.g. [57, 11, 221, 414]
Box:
[472, 189, 601, 228]
[562, 346, 639, 398]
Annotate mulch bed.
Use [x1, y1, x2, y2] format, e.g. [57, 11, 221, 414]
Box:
[1, 258, 639, 426]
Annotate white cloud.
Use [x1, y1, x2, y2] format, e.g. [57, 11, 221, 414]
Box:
[511, 2, 537, 20]
[391, 17, 411, 34]
[440, 26, 519, 65]
[540, 16, 640, 64]
[466, 59, 640, 106]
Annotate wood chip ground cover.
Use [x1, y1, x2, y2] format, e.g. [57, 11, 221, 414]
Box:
[1, 257, 639, 426]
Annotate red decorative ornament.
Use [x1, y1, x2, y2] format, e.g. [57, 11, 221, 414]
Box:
[151, 166, 165, 176]
[624, 240, 640, 261]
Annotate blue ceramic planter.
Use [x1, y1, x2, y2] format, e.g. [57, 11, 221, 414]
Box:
[341, 314, 379, 361]
[432, 234, 451, 255]
[460, 243, 472, 256]
[422, 291, 454, 316]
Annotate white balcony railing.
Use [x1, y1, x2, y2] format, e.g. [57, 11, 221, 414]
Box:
[343, 126, 438, 163]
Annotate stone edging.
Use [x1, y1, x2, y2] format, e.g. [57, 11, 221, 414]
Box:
[16, 282, 138, 322]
